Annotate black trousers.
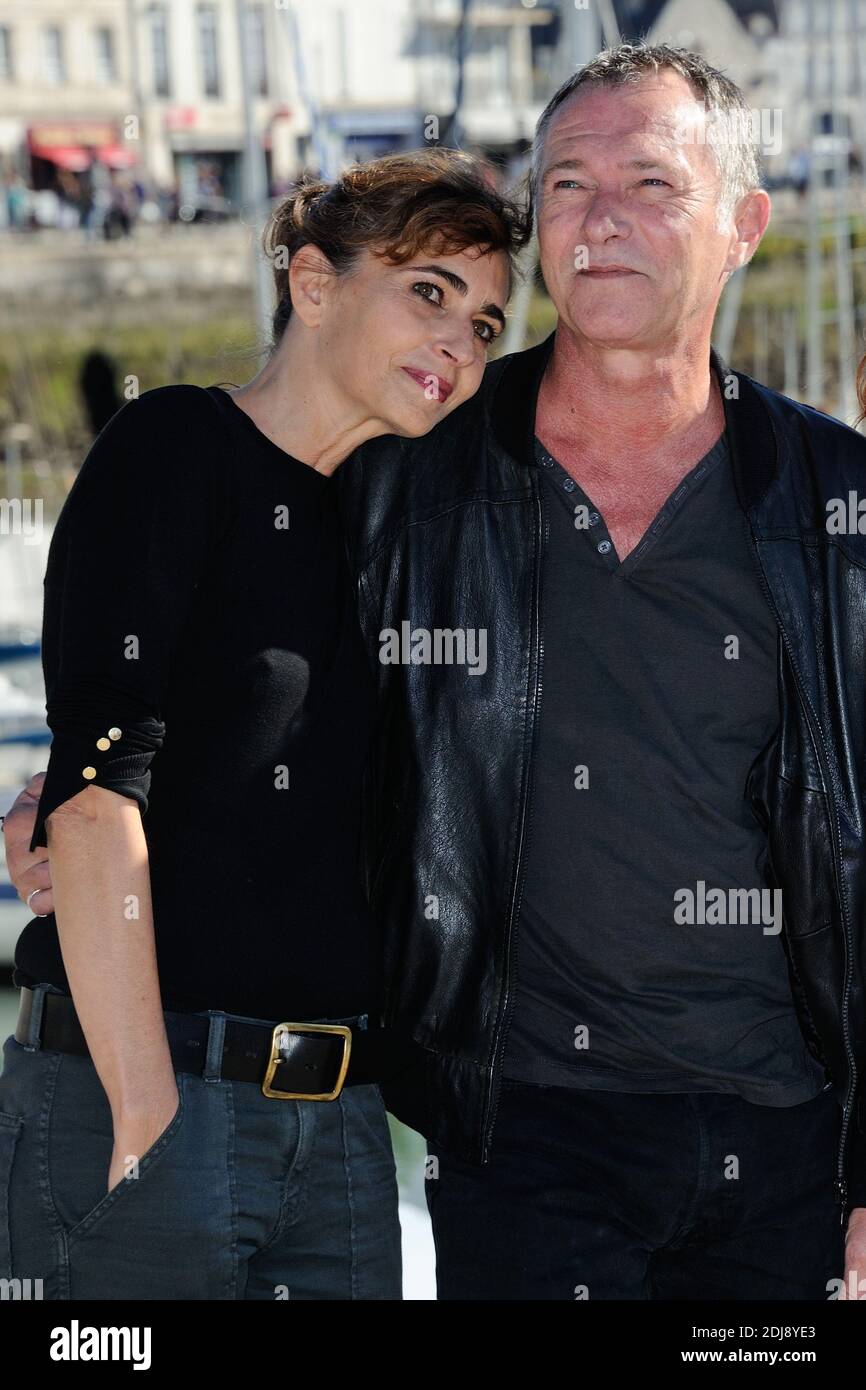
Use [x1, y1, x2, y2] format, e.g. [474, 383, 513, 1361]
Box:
[425, 1077, 846, 1300]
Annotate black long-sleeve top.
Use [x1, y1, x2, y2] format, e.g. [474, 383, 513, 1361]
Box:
[14, 383, 382, 1021]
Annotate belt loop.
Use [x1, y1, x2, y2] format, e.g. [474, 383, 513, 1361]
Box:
[203, 1011, 227, 1083]
[22, 984, 48, 1052]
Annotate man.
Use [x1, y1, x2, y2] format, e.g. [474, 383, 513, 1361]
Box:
[6, 44, 866, 1300]
[341, 42, 866, 1300]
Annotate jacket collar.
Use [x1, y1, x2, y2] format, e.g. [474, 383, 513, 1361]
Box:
[489, 329, 779, 517]
[489, 330, 555, 471]
[710, 345, 778, 517]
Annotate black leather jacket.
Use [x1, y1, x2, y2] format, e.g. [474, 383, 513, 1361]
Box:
[340, 331, 866, 1218]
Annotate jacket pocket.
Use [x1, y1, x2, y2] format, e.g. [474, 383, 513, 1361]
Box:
[0, 1111, 24, 1278]
[55, 1073, 186, 1246]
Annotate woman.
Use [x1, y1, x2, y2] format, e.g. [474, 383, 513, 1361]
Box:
[0, 148, 527, 1299]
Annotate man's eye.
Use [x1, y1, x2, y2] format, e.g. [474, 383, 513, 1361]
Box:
[554, 180, 585, 190]
[640, 178, 670, 187]
[413, 281, 444, 306]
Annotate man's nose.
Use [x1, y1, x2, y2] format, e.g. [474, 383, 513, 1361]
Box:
[581, 193, 631, 241]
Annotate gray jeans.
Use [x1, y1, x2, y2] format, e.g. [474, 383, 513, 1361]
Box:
[0, 985, 402, 1299]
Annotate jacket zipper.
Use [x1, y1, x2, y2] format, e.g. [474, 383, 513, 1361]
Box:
[482, 473, 547, 1160]
[745, 519, 856, 1222]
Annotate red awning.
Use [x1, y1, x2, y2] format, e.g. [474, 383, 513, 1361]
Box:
[30, 142, 91, 172]
[96, 144, 139, 169]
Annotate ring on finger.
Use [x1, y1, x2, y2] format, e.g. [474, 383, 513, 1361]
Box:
[26, 887, 50, 918]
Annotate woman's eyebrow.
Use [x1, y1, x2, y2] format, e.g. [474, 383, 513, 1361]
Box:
[407, 263, 506, 327]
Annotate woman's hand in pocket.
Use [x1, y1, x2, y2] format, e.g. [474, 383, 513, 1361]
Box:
[108, 1081, 181, 1196]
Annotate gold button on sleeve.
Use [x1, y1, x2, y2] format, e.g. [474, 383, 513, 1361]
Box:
[96, 737, 111, 751]
[82, 766, 97, 779]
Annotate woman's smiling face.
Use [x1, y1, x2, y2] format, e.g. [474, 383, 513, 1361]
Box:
[313, 244, 511, 436]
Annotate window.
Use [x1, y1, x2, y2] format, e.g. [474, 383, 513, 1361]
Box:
[42, 26, 65, 85]
[198, 5, 221, 99]
[248, 6, 268, 97]
[151, 6, 170, 97]
[94, 26, 116, 84]
[0, 26, 13, 81]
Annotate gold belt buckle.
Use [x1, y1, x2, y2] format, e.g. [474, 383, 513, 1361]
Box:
[262, 1022, 353, 1100]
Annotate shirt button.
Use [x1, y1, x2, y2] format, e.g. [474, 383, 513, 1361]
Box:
[108, 727, 122, 741]
[597, 539, 612, 554]
[562, 479, 575, 492]
[588, 511, 600, 526]
[82, 766, 97, 779]
[96, 737, 111, 751]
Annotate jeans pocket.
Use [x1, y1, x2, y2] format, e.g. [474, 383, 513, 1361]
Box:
[0, 1111, 24, 1278]
[53, 1070, 187, 1246]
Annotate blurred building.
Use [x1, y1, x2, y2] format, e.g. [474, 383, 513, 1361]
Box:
[253, 0, 562, 172]
[409, 0, 560, 161]
[615, 0, 780, 47]
[0, 0, 136, 193]
[128, 1, 298, 206]
[0, 0, 306, 209]
[647, 0, 778, 76]
[0, 0, 561, 205]
[770, 0, 866, 171]
[6, 0, 857, 216]
[641, 0, 866, 186]
[649, 0, 780, 163]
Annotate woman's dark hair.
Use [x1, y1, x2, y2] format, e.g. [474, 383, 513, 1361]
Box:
[262, 148, 531, 347]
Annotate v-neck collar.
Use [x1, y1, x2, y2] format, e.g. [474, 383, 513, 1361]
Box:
[534, 429, 729, 578]
[488, 331, 777, 524]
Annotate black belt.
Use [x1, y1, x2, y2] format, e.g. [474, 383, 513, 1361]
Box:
[15, 987, 417, 1100]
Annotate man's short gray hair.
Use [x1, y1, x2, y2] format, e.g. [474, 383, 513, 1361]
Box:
[529, 43, 763, 227]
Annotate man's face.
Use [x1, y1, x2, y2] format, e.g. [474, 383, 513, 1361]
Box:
[536, 71, 756, 351]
